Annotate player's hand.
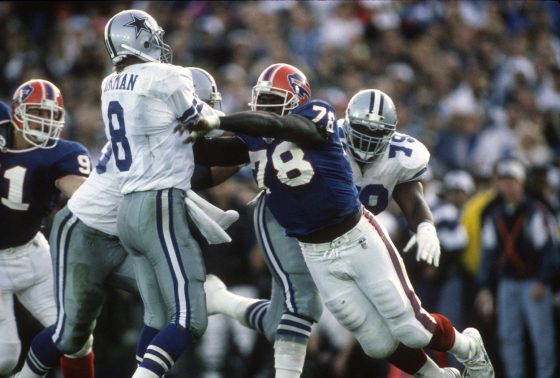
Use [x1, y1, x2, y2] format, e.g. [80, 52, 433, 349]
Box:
[175, 115, 221, 144]
[403, 221, 441, 267]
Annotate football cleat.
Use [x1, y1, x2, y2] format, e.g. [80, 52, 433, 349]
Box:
[459, 328, 495, 378]
[442, 367, 461, 377]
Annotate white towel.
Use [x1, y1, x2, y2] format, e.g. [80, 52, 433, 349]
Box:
[185, 190, 239, 244]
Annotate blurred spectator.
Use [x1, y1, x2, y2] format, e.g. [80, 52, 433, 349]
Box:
[475, 159, 558, 378]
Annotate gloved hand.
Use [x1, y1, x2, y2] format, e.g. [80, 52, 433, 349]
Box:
[403, 221, 441, 267]
[175, 114, 221, 143]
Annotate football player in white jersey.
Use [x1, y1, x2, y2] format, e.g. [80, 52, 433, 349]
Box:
[0, 79, 93, 378]
[195, 87, 494, 377]
[342, 89, 443, 265]
[11, 66, 238, 378]
[101, 9, 221, 378]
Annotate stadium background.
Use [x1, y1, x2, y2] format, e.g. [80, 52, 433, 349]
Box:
[2, 1, 559, 377]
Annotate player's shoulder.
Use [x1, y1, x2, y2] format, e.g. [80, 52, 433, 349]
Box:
[387, 132, 430, 170]
[54, 139, 90, 157]
[291, 99, 336, 135]
[293, 99, 335, 115]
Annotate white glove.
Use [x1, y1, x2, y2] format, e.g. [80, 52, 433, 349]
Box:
[185, 114, 221, 143]
[403, 221, 441, 267]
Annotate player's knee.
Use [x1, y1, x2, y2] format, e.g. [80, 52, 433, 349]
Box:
[360, 336, 398, 359]
[366, 280, 407, 319]
[294, 294, 323, 324]
[352, 317, 398, 359]
[0, 341, 20, 375]
[325, 295, 367, 331]
[188, 313, 208, 340]
[391, 323, 432, 349]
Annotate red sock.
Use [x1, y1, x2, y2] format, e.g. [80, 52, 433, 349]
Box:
[60, 352, 94, 378]
[387, 343, 427, 375]
[428, 313, 456, 352]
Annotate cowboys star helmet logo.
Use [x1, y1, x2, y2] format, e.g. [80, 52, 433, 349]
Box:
[124, 14, 151, 39]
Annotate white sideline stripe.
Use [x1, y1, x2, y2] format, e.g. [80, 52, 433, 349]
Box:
[256, 197, 295, 312]
[160, 191, 188, 326]
[53, 215, 78, 341]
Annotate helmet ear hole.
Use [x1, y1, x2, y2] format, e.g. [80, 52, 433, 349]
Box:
[144, 41, 150, 48]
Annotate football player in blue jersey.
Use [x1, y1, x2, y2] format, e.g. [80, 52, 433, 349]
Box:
[179, 63, 495, 378]
[0, 79, 93, 378]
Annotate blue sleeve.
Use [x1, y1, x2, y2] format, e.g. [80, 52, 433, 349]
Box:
[51, 142, 91, 179]
[291, 100, 336, 136]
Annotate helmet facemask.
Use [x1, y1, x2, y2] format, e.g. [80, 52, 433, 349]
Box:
[250, 82, 297, 115]
[345, 116, 394, 162]
[344, 89, 398, 163]
[14, 101, 64, 149]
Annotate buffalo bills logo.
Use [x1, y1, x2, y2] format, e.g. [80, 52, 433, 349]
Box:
[15, 84, 34, 104]
[287, 73, 310, 103]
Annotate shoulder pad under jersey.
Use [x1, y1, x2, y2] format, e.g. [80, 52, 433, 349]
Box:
[291, 99, 336, 135]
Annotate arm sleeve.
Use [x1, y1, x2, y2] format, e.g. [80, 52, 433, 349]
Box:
[191, 165, 213, 191]
[219, 111, 326, 148]
[193, 137, 250, 166]
[51, 143, 91, 180]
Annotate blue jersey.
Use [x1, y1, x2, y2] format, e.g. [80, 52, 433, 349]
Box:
[0, 140, 90, 248]
[238, 100, 360, 237]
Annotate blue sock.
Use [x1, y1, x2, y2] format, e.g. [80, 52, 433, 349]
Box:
[25, 325, 62, 376]
[245, 300, 270, 334]
[136, 325, 159, 365]
[140, 324, 192, 377]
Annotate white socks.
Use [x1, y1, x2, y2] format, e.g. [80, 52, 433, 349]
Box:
[131, 366, 159, 378]
[449, 329, 473, 361]
[274, 339, 307, 378]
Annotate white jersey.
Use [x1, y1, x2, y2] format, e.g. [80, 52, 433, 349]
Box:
[100, 62, 209, 194]
[68, 142, 122, 236]
[338, 120, 430, 214]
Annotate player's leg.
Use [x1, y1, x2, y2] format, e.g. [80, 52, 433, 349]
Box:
[15, 210, 122, 377]
[0, 291, 20, 375]
[359, 211, 493, 376]
[126, 252, 166, 365]
[119, 189, 207, 378]
[253, 198, 323, 378]
[301, 244, 458, 377]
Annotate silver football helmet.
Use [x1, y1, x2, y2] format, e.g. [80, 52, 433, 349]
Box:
[104, 9, 172, 65]
[344, 89, 397, 162]
[188, 67, 222, 110]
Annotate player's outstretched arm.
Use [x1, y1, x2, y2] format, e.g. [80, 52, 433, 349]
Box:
[179, 111, 326, 147]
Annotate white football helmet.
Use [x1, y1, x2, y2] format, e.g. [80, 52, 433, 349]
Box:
[188, 67, 222, 110]
[104, 9, 172, 65]
[345, 89, 397, 162]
